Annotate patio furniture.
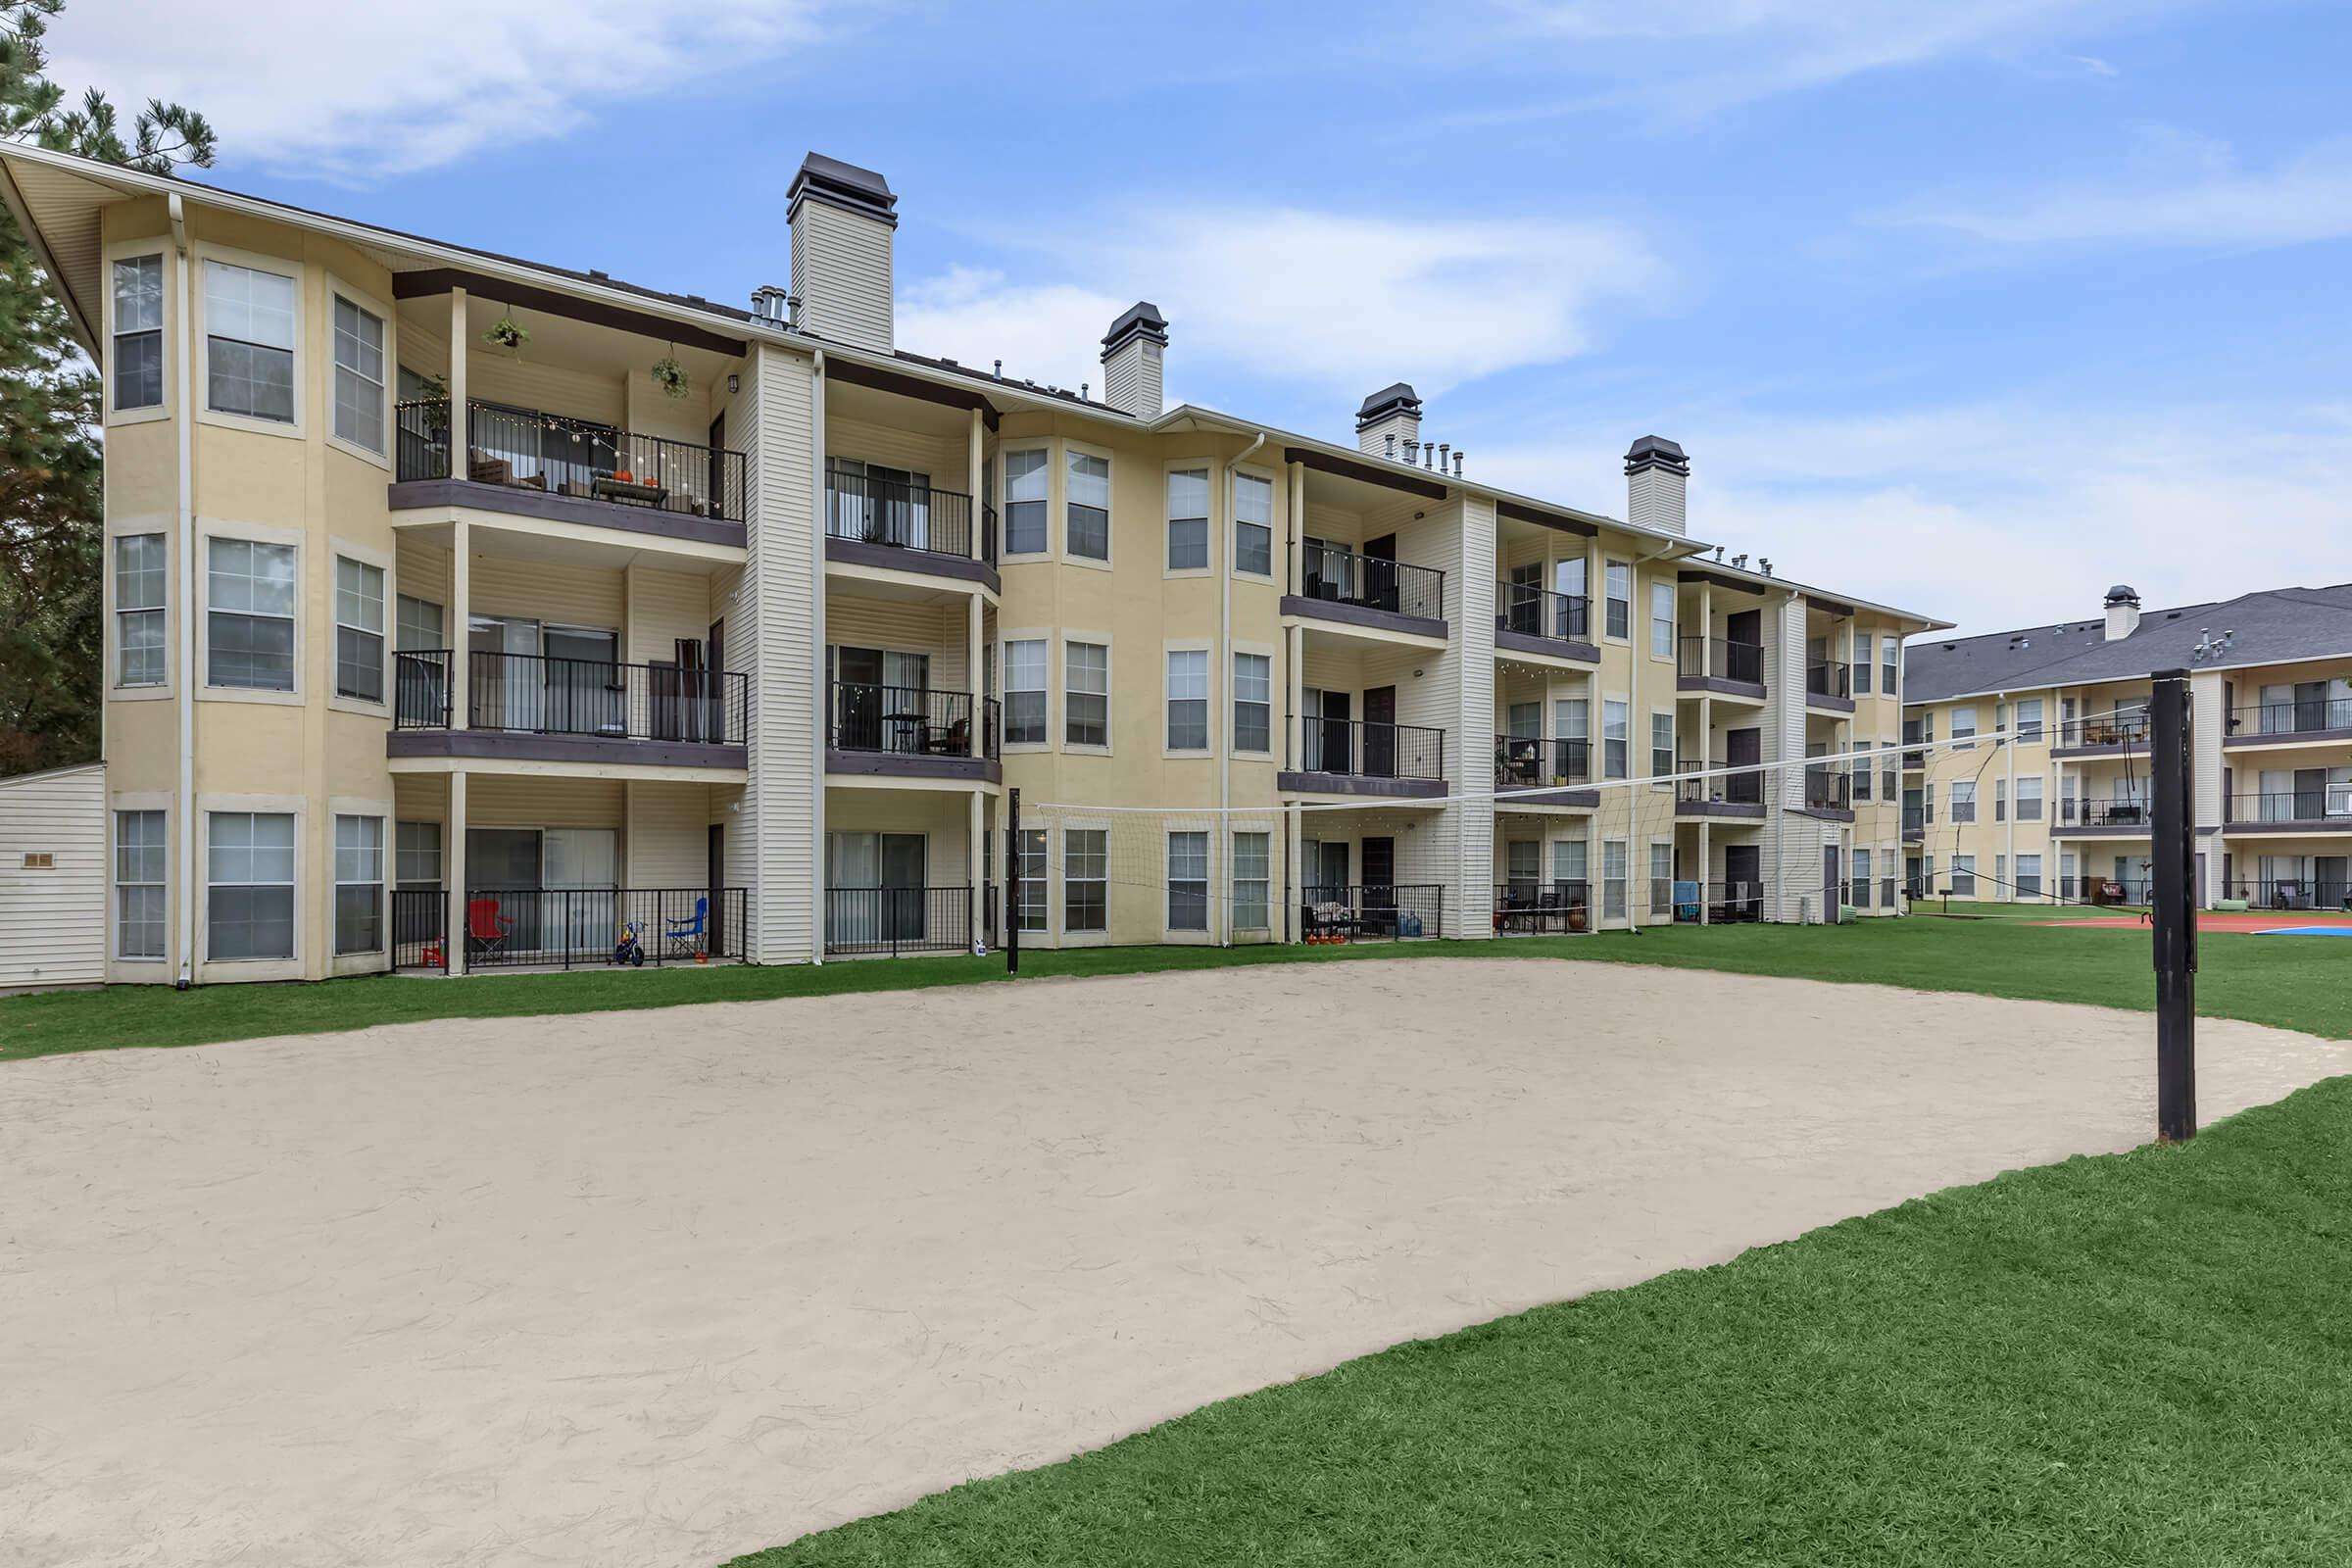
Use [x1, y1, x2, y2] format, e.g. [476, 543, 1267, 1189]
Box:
[466, 897, 513, 959]
[593, 475, 667, 508]
[928, 717, 970, 757]
[665, 897, 710, 959]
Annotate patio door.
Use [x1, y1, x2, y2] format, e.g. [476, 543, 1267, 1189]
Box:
[1505, 562, 1542, 635]
[1302, 839, 1348, 902]
[469, 615, 540, 730]
[466, 827, 543, 953]
[868, 464, 931, 550]
[827, 831, 926, 946]
[545, 827, 619, 956]
[1362, 686, 1396, 777]
[544, 625, 622, 736]
[1305, 689, 1351, 773]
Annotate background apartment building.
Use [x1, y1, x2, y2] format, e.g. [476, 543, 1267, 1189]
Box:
[1902, 583, 2352, 908]
[0, 142, 1941, 989]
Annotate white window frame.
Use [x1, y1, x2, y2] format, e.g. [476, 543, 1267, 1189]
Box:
[395, 819, 443, 889]
[1648, 579, 1675, 660]
[1164, 464, 1210, 576]
[1602, 838, 1629, 920]
[195, 245, 304, 438]
[1063, 826, 1108, 936]
[107, 245, 169, 422]
[1166, 828, 1211, 936]
[1950, 779, 1977, 822]
[1063, 637, 1110, 752]
[332, 548, 389, 710]
[1013, 826, 1049, 934]
[113, 532, 170, 690]
[1001, 446, 1052, 560]
[1854, 632, 1874, 695]
[199, 524, 302, 704]
[2015, 697, 2045, 745]
[114, 808, 169, 961]
[1649, 710, 1675, 787]
[1062, 441, 1112, 566]
[1165, 645, 1210, 755]
[1883, 639, 1899, 698]
[203, 804, 300, 966]
[1232, 467, 1276, 581]
[1951, 705, 1978, 749]
[1602, 698, 1630, 780]
[1952, 854, 1977, 896]
[326, 273, 394, 466]
[1232, 649, 1273, 757]
[1604, 561, 1632, 642]
[1231, 829, 1271, 932]
[333, 813, 385, 956]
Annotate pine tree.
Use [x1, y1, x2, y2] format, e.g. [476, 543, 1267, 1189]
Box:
[0, 0, 214, 773]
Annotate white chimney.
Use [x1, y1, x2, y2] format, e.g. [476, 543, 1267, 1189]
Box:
[1356, 383, 1422, 457]
[1625, 435, 1689, 536]
[2103, 584, 2141, 642]
[788, 153, 897, 354]
[1100, 302, 1167, 417]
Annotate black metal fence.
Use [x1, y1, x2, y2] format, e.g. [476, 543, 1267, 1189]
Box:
[398, 399, 748, 522]
[1494, 735, 1590, 789]
[2230, 697, 2352, 738]
[1495, 581, 1588, 642]
[1298, 541, 1446, 621]
[392, 886, 747, 971]
[2221, 877, 2352, 910]
[1297, 717, 1446, 781]
[394, 649, 451, 728]
[828, 682, 998, 759]
[1679, 635, 1765, 685]
[823, 885, 974, 956]
[1677, 758, 1765, 807]
[2059, 798, 2150, 828]
[1803, 767, 1852, 809]
[2060, 711, 2151, 749]
[824, 463, 979, 559]
[395, 650, 748, 744]
[1299, 883, 1444, 940]
[2227, 790, 2352, 825]
[1805, 660, 1850, 700]
[1493, 880, 1592, 933]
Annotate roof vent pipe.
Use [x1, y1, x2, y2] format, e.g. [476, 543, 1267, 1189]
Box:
[1451, 451, 1463, 478]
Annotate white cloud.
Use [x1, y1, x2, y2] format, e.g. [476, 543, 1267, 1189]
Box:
[44, 0, 828, 180]
[897, 209, 1668, 400]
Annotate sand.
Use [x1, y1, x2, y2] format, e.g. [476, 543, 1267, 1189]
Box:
[2, 958, 2344, 1567]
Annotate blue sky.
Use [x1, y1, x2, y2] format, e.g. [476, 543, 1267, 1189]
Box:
[60, 0, 2352, 633]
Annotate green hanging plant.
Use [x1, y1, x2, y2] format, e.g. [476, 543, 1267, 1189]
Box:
[483, 316, 530, 352]
[651, 355, 688, 399]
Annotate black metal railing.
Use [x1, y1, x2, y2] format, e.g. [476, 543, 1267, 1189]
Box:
[2230, 697, 2352, 739]
[1692, 881, 1766, 923]
[1494, 736, 1590, 790]
[1297, 717, 1446, 782]
[1902, 805, 1927, 835]
[824, 463, 979, 559]
[398, 399, 748, 522]
[1675, 758, 1764, 807]
[392, 886, 748, 971]
[1300, 884, 1444, 940]
[823, 885, 974, 956]
[1803, 766, 1852, 810]
[1679, 635, 1765, 685]
[1493, 880, 1591, 933]
[2227, 790, 2352, 825]
[2059, 711, 2151, 749]
[1495, 581, 1588, 642]
[828, 682, 998, 760]
[1805, 661, 1850, 701]
[982, 504, 999, 566]
[2221, 877, 2352, 911]
[2081, 876, 2153, 906]
[1298, 542, 1446, 621]
[1902, 719, 1928, 768]
[2059, 798, 2150, 829]
[397, 651, 748, 744]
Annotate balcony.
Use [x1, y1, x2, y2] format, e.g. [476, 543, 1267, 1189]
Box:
[1493, 880, 1591, 934]
[1284, 543, 1447, 640]
[1802, 765, 1853, 817]
[1901, 719, 1929, 769]
[1902, 805, 1928, 839]
[823, 462, 998, 589]
[1676, 758, 1766, 818]
[1678, 636, 1767, 697]
[2226, 697, 2352, 748]
[1494, 582, 1595, 662]
[388, 650, 748, 769]
[2055, 710, 2150, 756]
[393, 399, 748, 549]
[2054, 798, 2151, 834]
[391, 886, 747, 972]
[1494, 736, 1596, 806]
[2225, 789, 2352, 833]
[826, 682, 1001, 783]
[823, 885, 977, 957]
[1282, 717, 1446, 799]
[1804, 660, 1853, 712]
[1301, 884, 1446, 940]
[2221, 875, 2352, 911]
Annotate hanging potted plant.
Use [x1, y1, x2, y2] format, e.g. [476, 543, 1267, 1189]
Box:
[651, 355, 688, 399]
[483, 316, 530, 352]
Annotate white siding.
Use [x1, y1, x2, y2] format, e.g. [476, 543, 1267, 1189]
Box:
[625, 564, 713, 667]
[0, 762, 106, 991]
[747, 342, 820, 962]
[791, 201, 893, 354]
[627, 781, 712, 887]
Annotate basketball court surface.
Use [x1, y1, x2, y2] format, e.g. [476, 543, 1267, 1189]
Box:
[2038, 910, 2352, 933]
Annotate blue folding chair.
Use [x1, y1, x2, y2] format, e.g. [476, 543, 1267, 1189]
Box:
[665, 896, 710, 959]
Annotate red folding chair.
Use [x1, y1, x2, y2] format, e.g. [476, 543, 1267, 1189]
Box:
[466, 897, 513, 960]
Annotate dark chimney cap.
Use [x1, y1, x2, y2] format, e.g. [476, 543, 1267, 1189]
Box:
[1101, 301, 1169, 353]
[2105, 584, 2140, 606]
[1624, 434, 1690, 475]
[789, 153, 899, 227]
[1355, 382, 1423, 429]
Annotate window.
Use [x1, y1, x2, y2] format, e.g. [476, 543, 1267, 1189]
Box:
[1650, 711, 1674, 784]
[1602, 839, 1628, 920]
[1234, 472, 1274, 576]
[1604, 561, 1631, 640]
[1166, 467, 1208, 570]
[1064, 641, 1108, 747]
[1952, 854, 1977, 896]
[333, 814, 383, 956]
[113, 255, 164, 412]
[207, 810, 295, 960]
[1506, 839, 1542, 883]
[1853, 849, 1872, 906]
[334, 557, 385, 702]
[203, 259, 296, 422]
[2016, 698, 2045, 744]
[2017, 854, 2044, 898]
[1649, 580, 1675, 658]
[395, 820, 442, 888]
[1994, 779, 2007, 821]
[1004, 449, 1049, 554]
[1950, 780, 1977, 822]
[1883, 638, 1899, 697]
[207, 537, 296, 690]
[2017, 776, 2044, 821]
[115, 533, 167, 686]
[1553, 837, 1588, 889]
[1004, 639, 1048, 744]
[1233, 653, 1271, 754]
[1232, 832, 1270, 930]
[330, 293, 386, 453]
[1014, 828, 1048, 932]
[1649, 842, 1674, 916]
[1167, 831, 1209, 931]
[1854, 633, 1874, 694]
[115, 809, 167, 958]
[1602, 699, 1629, 780]
[1066, 450, 1109, 560]
[1996, 855, 2008, 895]
[1166, 650, 1208, 751]
[1951, 706, 1977, 749]
[1851, 740, 1872, 801]
[1064, 828, 1107, 933]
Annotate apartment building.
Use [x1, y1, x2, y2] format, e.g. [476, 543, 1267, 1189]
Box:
[1902, 583, 2352, 908]
[0, 141, 1942, 987]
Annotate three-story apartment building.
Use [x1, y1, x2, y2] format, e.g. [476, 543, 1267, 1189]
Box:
[0, 142, 1942, 985]
[1903, 583, 2352, 908]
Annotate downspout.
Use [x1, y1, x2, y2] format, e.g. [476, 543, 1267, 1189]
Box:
[170, 194, 195, 989]
[1220, 428, 1265, 948]
[808, 348, 826, 963]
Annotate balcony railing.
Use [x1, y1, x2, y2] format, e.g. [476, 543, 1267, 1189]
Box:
[2055, 798, 2149, 828]
[824, 885, 974, 956]
[2059, 711, 2150, 749]
[2222, 877, 2352, 910]
[1493, 880, 1591, 933]
[394, 650, 747, 745]
[2227, 790, 2352, 825]
[1803, 766, 1852, 810]
[1494, 581, 1589, 642]
[1298, 541, 1446, 622]
[1676, 758, 1763, 807]
[1679, 636, 1765, 685]
[982, 504, 999, 566]
[397, 399, 748, 522]
[1494, 735, 1590, 790]
[1805, 661, 1850, 701]
[828, 682, 999, 760]
[1300, 884, 1445, 940]
[824, 462, 980, 560]
[1296, 717, 1446, 782]
[391, 886, 747, 971]
[2230, 697, 2352, 739]
[1902, 806, 1927, 835]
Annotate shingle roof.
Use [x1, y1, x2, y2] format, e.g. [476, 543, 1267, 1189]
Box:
[1904, 583, 2352, 703]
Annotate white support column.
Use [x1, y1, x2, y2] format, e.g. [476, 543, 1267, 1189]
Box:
[967, 592, 984, 730]
[1700, 583, 1714, 677]
[1286, 800, 1304, 945]
[446, 769, 468, 977]
[968, 789, 984, 951]
[446, 287, 467, 468]
[1286, 622, 1304, 770]
[966, 407, 984, 560]
[1698, 819, 1712, 925]
[1286, 461, 1305, 592]
[450, 520, 469, 729]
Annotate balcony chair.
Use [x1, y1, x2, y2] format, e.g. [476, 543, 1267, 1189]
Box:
[665, 896, 710, 958]
[466, 897, 513, 960]
[928, 717, 970, 757]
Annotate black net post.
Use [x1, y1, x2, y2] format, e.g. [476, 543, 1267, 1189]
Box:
[2150, 668, 2197, 1142]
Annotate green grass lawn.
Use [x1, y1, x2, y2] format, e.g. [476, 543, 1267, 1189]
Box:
[725, 1073, 2352, 1567]
[5, 912, 2348, 1062]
